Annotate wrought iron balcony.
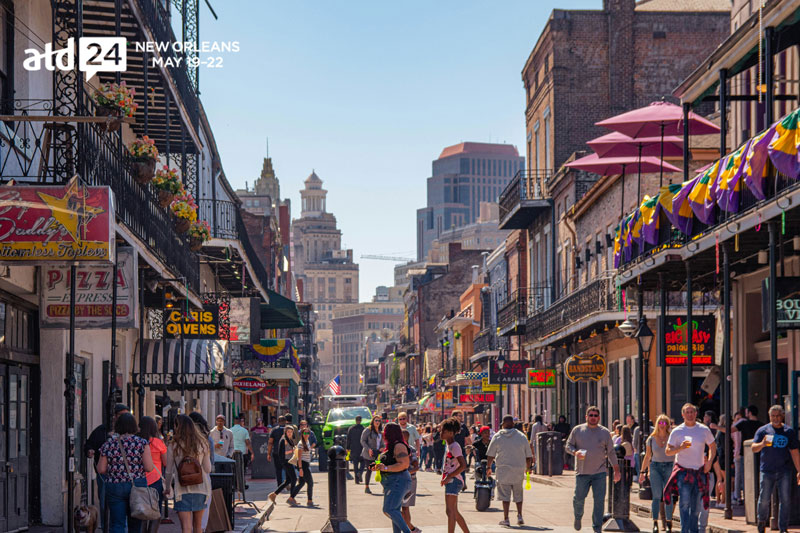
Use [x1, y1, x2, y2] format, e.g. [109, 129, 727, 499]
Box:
[526, 277, 618, 341]
[198, 199, 238, 240]
[496, 286, 550, 336]
[498, 170, 552, 230]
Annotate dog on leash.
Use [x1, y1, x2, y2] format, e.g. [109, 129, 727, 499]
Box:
[74, 505, 99, 533]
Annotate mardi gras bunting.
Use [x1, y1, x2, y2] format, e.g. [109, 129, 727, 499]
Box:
[743, 124, 777, 200]
[688, 160, 720, 225]
[768, 108, 800, 178]
[713, 141, 748, 213]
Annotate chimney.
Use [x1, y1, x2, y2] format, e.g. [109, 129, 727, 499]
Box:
[471, 265, 479, 284]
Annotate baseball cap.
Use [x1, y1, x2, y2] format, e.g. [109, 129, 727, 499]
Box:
[114, 404, 130, 414]
[480, 426, 491, 434]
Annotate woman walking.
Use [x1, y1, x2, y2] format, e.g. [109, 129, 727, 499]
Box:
[97, 413, 155, 533]
[621, 426, 635, 468]
[361, 416, 383, 494]
[639, 414, 674, 533]
[419, 426, 431, 472]
[138, 417, 167, 533]
[268, 426, 299, 505]
[440, 417, 469, 533]
[290, 425, 315, 506]
[370, 422, 412, 533]
[432, 424, 445, 474]
[164, 414, 212, 533]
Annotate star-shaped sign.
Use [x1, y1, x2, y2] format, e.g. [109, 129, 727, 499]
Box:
[37, 178, 104, 242]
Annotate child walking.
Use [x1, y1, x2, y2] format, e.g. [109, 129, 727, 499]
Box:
[440, 417, 469, 533]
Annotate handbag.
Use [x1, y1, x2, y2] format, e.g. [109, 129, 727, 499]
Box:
[639, 470, 653, 500]
[116, 435, 161, 521]
[288, 447, 301, 467]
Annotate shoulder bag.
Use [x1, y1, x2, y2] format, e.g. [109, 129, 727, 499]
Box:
[116, 436, 161, 521]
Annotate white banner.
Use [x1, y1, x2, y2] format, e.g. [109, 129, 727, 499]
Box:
[40, 247, 137, 328]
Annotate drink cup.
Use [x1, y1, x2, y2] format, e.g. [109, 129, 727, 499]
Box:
[577, 449, 587, 460]
[683, 436, 693, 447]
[766, 434, 774, 446]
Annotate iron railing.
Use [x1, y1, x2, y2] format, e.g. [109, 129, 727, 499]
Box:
[198, 199, 238, 240]
[526, 277, 618, 340]
[498, 169, 552, 222]
[472, 328, 509, 354]
[496, 286, 550, 333]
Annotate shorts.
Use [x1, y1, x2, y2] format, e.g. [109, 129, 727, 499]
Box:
[444, 477, 463, 495]
[402, 476, 417, 507]
[174, 493, 207, 512]
[497, 482, 523, 503]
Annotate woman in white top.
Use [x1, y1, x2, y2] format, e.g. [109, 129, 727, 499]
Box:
[290, 426, 315, 506]
[164, 414, 212, 533]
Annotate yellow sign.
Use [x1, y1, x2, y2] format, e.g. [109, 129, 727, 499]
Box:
[164, 305, 219, 338]
[481, 378, 507, 392]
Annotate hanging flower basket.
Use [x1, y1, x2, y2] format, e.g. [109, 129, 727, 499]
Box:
[130, 157, 157, 184]
[95, 105, 123, 132]
[189, 236, 204, 252]
[187, 220, 211, 252]
[175, 218, 191, 234]
[158, 189, 174, 208]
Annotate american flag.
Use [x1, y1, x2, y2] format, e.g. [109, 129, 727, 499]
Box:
[328, 375, 341, 395]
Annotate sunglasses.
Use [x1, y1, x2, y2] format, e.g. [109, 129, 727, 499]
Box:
[658, 422, 668, 426]
[587, 414, 600, 418]
[398, 418, 407, 421]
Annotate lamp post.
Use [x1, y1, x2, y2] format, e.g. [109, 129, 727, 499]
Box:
[495, 349, 506, 426]
[634, 317, 654, 455]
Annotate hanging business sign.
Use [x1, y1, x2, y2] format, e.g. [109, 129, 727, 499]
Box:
[233, 376, 267, 395]
[459, 393, 496, 403]
[480, 378, 507, 392]
[488, 359, 531, 385]
[0, 183, 114, 263]
[163, 305, 220, 339]
[664, 315, 715, 366]
[527, 368, 556, 388]
[40, 247, 137, 328]
[228, 297, 260, 343]
[761, 277, 800, 330]
[564, 354, 606, 382]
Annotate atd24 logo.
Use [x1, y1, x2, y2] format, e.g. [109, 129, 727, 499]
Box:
[23, 37, 126, 81]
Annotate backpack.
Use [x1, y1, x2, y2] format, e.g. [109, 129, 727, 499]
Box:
[176, 454, 203, 486]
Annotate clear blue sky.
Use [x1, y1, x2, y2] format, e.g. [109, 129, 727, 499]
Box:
[199, 1, 599, 301]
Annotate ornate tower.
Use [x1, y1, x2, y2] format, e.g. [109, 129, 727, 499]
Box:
[300, 171, 327, 217]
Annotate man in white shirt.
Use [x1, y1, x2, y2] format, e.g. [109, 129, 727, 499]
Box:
[398, 411, 421, 451]
[665, 403, 716, 533]
[209, 414, 234, 458]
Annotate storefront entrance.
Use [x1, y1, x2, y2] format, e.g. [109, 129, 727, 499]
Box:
[740, 362, 787, 424]
[0, 364, 33, 533]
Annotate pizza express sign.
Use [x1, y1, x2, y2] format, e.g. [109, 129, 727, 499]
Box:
[565, 354, 606, 382]
[164, 305, 219, 339]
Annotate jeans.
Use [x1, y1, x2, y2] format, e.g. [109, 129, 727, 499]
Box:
[381, 471, 412, 533]
[272, 456, 284, 486]
[106, 478, 147, 533]
[649, 462, 674, 521]
[697, 472, 713, 533]
[734, 457, 744, 502]
[758, 470, 792, 530]
[574, 472, 607, 531]
[96, 472, 106, 529]
[434, 447, 444, 471]
[677, 470, 702, 533]
[420, 446, 429, 469]
[274, 463, 297, 496]
[352, 456, 365, 480]
[291, 462, 314, 500]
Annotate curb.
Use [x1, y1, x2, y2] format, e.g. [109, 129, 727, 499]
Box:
[630, 502, 748, 533]
[237, 506, 270, 533]
[530, 474, 567, 488]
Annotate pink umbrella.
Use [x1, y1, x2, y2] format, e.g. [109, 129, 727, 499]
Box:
[595, 101, 720, 138]
[565, 154, 680, 219]
[587, 132, 684, 158]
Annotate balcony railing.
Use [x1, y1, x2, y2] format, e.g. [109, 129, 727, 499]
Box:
[198, 199, 238, 240]
[496, 286, 550, 335]
[0, 98, 200, 291]
[498, 170, 552, 230]
[526, 277, 618, 341]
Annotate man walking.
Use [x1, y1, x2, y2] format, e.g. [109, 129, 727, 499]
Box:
[487, 415, 533, 527]
[346, 416, 365, 483]
[231, 415, 255, 467]
[665, 403, 716, 533]
[751, 405, 800, 533]
[528, 415, 548, 465]
[267, 415, 288, 485]
[731, 405, 761, 504]
[566, 406, 621, 533]
[210, 414, 234, 457]
[398, 411, 421, 452]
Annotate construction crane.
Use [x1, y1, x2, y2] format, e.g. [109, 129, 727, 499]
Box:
[361, 254, 415, 262]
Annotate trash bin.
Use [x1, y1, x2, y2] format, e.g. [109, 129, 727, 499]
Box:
[250, 433, 275, 479]
[535, 431, 564, 476]
[212, 455, 236, 526]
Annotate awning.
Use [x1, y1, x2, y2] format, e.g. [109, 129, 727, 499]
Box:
[133, 339, 228, 390]
[260, 289, 304, 329]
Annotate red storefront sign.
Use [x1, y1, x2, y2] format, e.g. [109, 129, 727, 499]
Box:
[459, 393, 496, 403]
[0, 183, 114, 262]
[262, 387, 290, 401]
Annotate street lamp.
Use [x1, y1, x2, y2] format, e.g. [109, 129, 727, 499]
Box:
[634, 318, 654, 354]
[635, 316, 655, 454]
[495, 348, 505, 424]
[618, 317, 637, 338]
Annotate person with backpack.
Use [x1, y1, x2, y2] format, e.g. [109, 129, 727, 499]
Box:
[164, 414, 212, 533]
[96, 413, 155, 533]
[268, 425, 300, 506]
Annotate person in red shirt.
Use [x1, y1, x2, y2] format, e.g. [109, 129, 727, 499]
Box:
[251, 418, 270, 435]
[139, 416, 167, 533]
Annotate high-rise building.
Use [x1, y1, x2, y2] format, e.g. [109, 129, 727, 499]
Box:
[236, 157, 281, 214]
[416, 142, 524, 261]
[291, 171, 359, 383]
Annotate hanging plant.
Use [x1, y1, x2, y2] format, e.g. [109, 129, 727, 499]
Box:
[92, 81, 137, 131]
[128, 136, 159, 184]
[187, 220, 211, 251]
[152, 166, 182, 207]
[170, 191, 198, 234]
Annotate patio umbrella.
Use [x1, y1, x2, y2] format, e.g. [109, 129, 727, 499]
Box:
[565, 153, 680, 219]
[596, 101, 721, 186]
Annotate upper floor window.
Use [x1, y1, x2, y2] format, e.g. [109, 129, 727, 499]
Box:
[0, 0, 14, 112]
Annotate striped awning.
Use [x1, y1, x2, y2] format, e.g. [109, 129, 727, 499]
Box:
[133, 339, 228, 390]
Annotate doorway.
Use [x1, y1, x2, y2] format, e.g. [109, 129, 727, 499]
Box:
[741, 362, 788, 422]
[0, 364, 33, 533]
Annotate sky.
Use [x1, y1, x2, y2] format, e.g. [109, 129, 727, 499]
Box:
[199, 1, 600, 302]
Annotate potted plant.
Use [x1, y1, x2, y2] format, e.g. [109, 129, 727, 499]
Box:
[170, 191, 198, 234]
[187, 220, 211, 251]
[128, 136, 159, 184]
[152, 166, 182, 207]
[91, 81, 138, 132]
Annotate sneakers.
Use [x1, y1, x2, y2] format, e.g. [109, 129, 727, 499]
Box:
[574, 517, 582, 531]
[411, 528, 423, 533]
[365, 486, 372, 494]
[757, 522, 766, 533]
[517, 515, 524, 526]
[499, 519, 510, 526]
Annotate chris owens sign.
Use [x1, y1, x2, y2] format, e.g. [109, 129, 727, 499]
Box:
[664, 316, 715, 366]
[164, 306, 219, 339]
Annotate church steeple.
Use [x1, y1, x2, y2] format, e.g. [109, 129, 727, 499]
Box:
[253, 157, 280, 204]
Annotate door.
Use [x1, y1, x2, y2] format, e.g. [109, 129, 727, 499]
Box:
[7, 365, 29, 532]
[0, 365, 7, 533]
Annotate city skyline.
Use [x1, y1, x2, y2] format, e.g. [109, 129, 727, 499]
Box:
[199, 0, 600, 300]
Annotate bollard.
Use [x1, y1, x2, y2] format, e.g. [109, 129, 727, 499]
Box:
[320, 445, 357, 533]
[602, 444, 640, 532]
